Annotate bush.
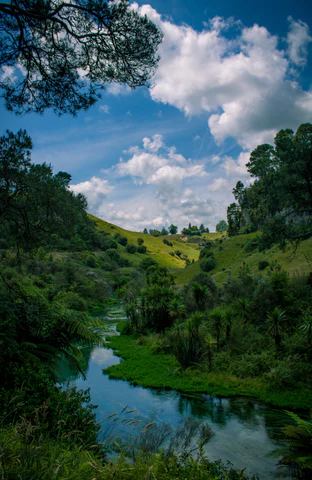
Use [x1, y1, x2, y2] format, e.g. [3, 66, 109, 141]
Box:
[163, 239, 173, 247]
[101, 237, 118, 251]
[137, 238, 144, 246]
[126, 244, 137, 254]
[55, 291, 88, 311]
[106, 249, 121, 262]
[192, 272, 217, 294]
[244, 238, 259, 252]
[86, 255, 96, 268]
[258, 260, 270, 271]
[137, 245, 147, 254]
[118, 236, 128, 246]
[200, 257, 217, 272]
[140, 257, 157, 270]
[199, 247, 214, 260]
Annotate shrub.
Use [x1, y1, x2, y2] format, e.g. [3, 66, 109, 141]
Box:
[137, 245, 147, 254]
[101, 237, 118, 251]
[163, 239, 173, 247]
[86, 255, 96, 268]
[118, 236, 128, 246]
[244, 238, 259, 252]
[258, 260, 270, 271]
[200, 257, 217, 272]
[126, 244, 137, 254]
[199, 246, 214, 259]
[140, 257, 157, 270]
[106, 249, 121, 262]
[137, 238, 144, 246]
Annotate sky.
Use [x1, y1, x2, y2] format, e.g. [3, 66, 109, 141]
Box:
[1, 0, 312, 232]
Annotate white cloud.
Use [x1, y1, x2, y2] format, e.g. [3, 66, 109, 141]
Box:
[71, 176, 114, 210]
[1, 66, 17, 82]
[99, 104, 110, 113]
[117, 151, 167, 183]
[131, 4, 312, 150]
[208, 177, 231, 192]
[287, 17, 312, 67]
[106, 83, 131, 95]
[116, 136, 207, 200]
[143, 134, 164, 152]
[221, 151, 251, 178]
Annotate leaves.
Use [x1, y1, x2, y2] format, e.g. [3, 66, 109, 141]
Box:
[0, 0, 163, 114]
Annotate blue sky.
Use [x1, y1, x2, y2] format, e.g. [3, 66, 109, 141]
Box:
[1, 0, 311, 232]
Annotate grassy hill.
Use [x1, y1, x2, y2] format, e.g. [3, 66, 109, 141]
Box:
[90, 215, 312, 286]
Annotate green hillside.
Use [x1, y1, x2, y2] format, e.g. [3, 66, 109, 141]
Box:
[91, 215, 312, 285]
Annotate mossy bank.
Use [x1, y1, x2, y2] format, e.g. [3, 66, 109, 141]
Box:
[105, 333, 312, 410]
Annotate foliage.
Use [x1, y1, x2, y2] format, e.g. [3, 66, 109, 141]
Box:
[163, 238, 173, 246]
[126, 243, 137, 254]
[0, 130, 90, 251]
[227, 123, 312, 247]
[216, 220, 228, 233]
[277, 410, 312, 478]
[200, 257, 217, 272]
[181, 223, 209, 236]
[169, 224, 178, 234]
[0, 0, 163, 114]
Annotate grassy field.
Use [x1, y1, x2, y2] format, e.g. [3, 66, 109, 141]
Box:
[90, 214, 312, 286]
[105, 334, 312, 410]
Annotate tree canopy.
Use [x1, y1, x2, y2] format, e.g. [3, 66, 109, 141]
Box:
[226, 123, 312, 246]
[0, 129, 91, 250]
[0, 0, 163, 114]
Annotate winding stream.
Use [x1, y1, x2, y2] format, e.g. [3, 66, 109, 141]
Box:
[62, 308, 295, 479]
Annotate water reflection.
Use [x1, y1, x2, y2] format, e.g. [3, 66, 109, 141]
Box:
[62, 322, 295, 480]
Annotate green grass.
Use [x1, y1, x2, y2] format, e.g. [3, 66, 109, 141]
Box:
[90, 214, 312, 286]
[105, 335, 312, 410]
[90, 214, 201, 268]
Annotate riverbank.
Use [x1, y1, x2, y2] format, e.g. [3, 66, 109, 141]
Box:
[104, 334, 312, 410]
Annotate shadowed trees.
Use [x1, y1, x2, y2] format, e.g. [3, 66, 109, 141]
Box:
[0, 0, 163, 114]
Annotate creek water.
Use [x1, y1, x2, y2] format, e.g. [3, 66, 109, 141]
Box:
[62, 307, 294, 480]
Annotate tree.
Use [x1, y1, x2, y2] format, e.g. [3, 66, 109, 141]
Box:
[0, 0, 163, 115]
[232, 181, 246, 208]
[299, 313, 312, 346]
[215, 220, 227, 233]
[267, 307, 287, 347]
[0, 130, 89, 250]
[169, 224, 178, 235]
[209, 308, 223, 351]
[226, 202, 241, 236]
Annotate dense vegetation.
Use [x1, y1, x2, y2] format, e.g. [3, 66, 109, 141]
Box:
[1, 124, 312, 478]
[0, 130, 256, 479]
[227, 123, 312, 249]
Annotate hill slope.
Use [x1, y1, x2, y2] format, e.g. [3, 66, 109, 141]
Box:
[90, 215, 312, 285]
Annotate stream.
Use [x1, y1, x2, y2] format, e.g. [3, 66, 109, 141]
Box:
[61, 307, 295, 479]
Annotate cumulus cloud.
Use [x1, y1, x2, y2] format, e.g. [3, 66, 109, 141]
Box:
[71, 176, 114, 210]
[143, 134, 164, 152]
[287, 17, 312, 67]
[131, 4, 312, 150]
[116, 136, 207, 200]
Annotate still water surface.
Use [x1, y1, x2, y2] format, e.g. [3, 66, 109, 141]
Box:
[63, 315, 293, 479]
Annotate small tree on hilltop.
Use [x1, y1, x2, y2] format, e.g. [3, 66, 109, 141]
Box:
[216, 220, 228, 233]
